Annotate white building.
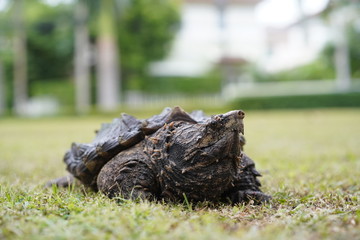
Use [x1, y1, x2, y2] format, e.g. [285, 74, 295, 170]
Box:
[150, 0, 266, 77]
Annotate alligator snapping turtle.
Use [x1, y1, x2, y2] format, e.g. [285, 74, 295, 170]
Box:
[48, 107, 270, 203]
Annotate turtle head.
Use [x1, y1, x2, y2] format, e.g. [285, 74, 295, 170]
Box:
[153, 110, 245, 201]
[207, 110, 245, 135]
[194, 109, 245, 160]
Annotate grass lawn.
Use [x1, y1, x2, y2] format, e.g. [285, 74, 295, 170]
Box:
[1, 108, 359, 239]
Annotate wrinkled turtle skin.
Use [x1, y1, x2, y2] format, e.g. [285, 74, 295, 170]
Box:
[47, 107, 270, 203]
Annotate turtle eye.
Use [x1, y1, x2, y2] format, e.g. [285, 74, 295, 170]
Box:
[208, 120, 218, 129]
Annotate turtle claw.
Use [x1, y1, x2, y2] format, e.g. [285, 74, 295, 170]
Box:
[230, 190, 272, 204]
[45, 175, 74, 188]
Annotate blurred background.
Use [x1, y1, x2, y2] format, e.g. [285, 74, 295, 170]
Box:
[0, 0, 359, 117]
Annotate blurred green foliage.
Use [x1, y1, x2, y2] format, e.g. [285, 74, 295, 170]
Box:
[30, 78, 75, 107]
[27, 2, 74, 82]
[0, 0, 180, 92]
[117, 0, 180, 90]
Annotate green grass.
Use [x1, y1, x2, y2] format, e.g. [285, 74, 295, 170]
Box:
[1, 108, 360, 239]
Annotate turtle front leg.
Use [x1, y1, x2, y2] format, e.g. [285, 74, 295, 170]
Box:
[228, 190, 271, 204]
[97, 145, 159, 201]
[224, 153, 271, 204]
[97, 160, 157, 200]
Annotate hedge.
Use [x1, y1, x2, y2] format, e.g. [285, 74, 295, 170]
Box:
[231, 92, 360, 110]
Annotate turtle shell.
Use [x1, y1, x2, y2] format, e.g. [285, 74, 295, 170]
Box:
[64, 107, 200, 190]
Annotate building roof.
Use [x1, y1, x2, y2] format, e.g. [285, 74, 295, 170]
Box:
[183, 0, 261, 5]
[218, 57, 248, 66]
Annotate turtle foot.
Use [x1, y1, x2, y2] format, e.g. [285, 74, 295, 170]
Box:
[45, 175, 75, 188]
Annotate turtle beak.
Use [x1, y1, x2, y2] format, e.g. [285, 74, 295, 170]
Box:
[206, 110, 245, 135]
[223, 110, 245, 135]
[237, 110, 245, 135]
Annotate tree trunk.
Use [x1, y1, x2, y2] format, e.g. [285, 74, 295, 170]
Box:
[74, 0, 91, 114]
[96, 0, 120, 111]
[13, 0, 28, 115]
[0, 60, 5, 115]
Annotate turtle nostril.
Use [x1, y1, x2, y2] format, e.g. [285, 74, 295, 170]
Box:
[237, 110, 245, 119]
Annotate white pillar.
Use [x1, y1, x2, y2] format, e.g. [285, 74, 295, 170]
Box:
[0, 61, 5, 115]
[74, 0, 91, 114]
[332, 8, 351, 91]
